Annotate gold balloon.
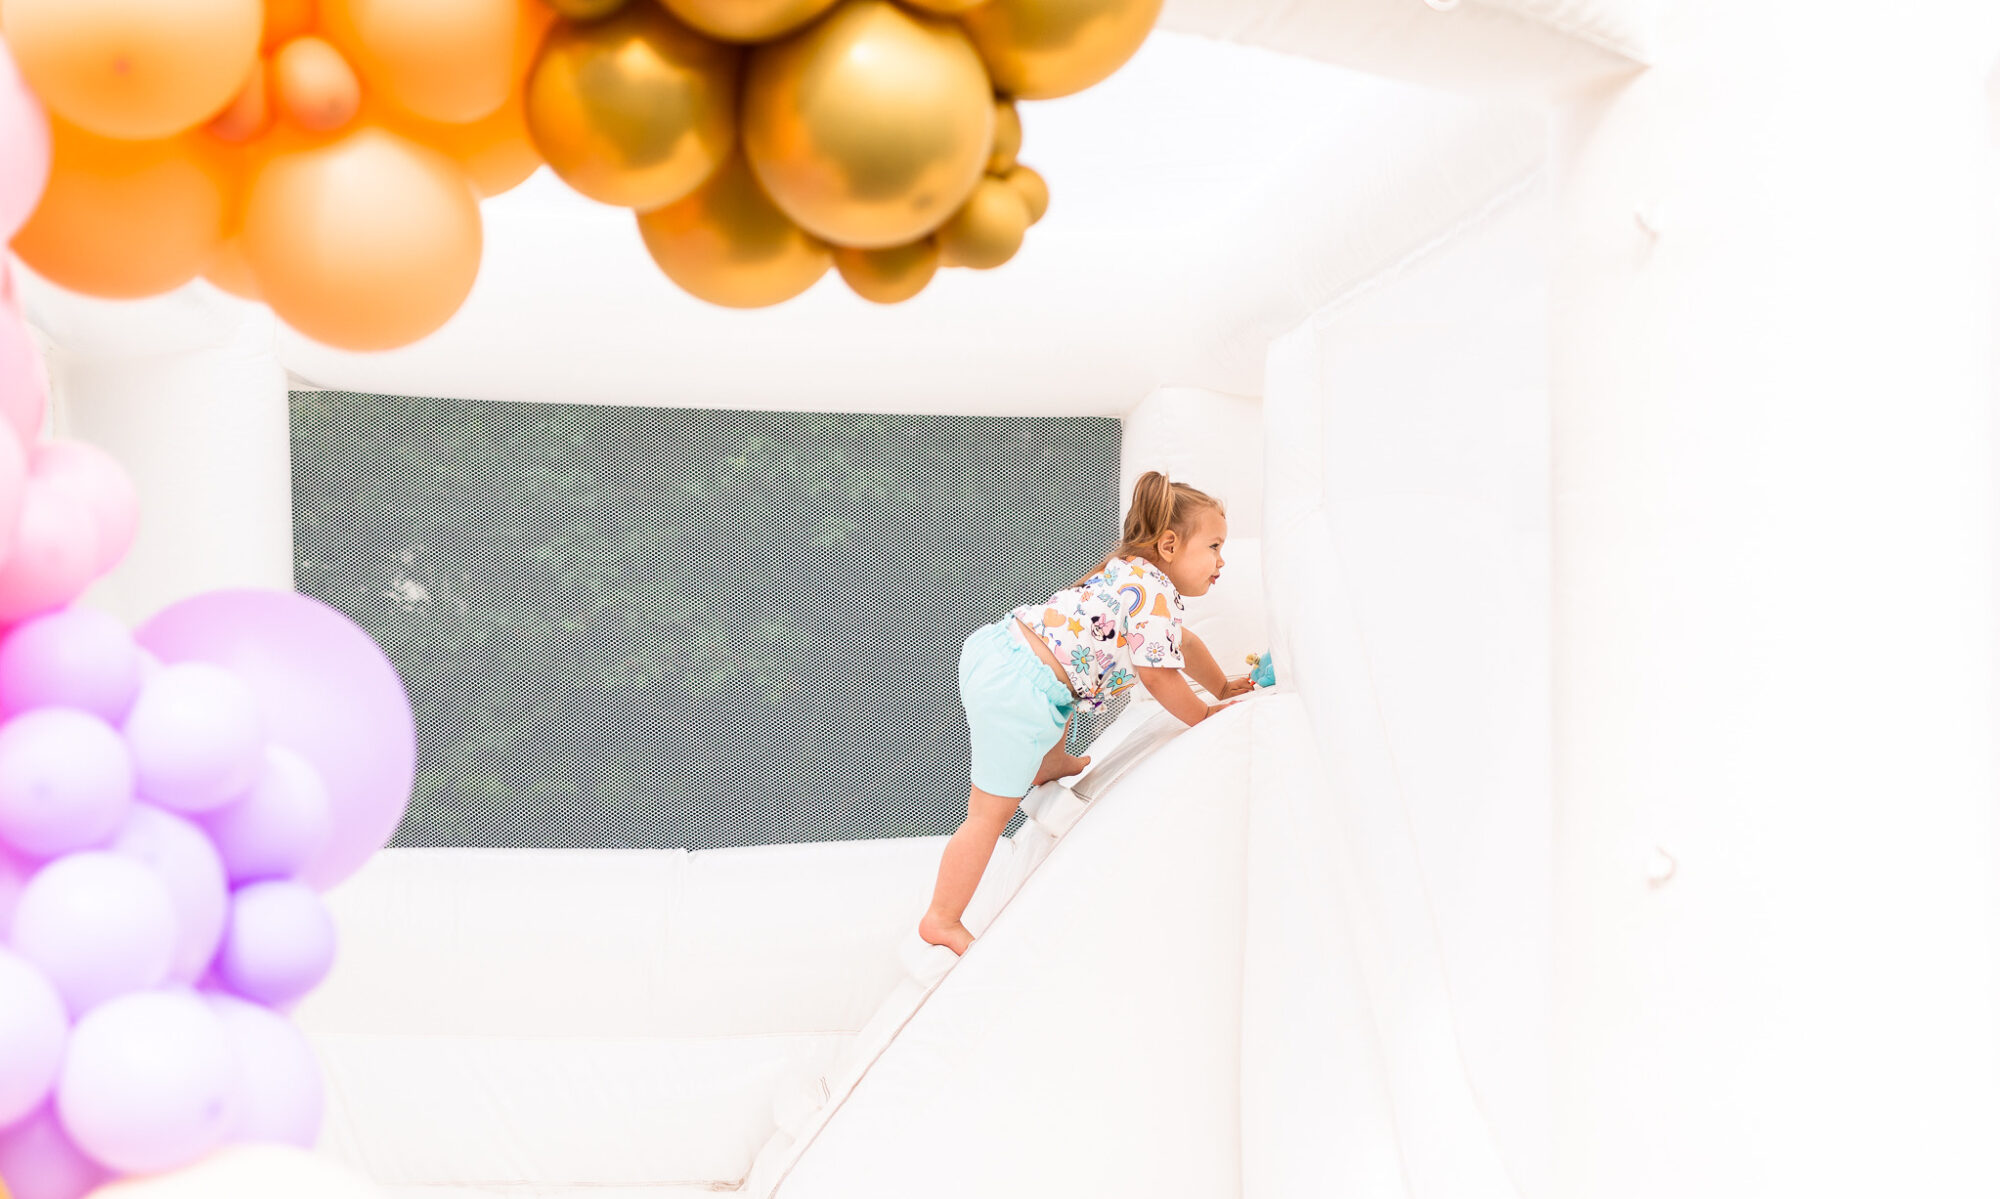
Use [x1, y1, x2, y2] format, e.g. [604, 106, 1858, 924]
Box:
[321, 0, 518, 124]
[834, 239, 937, 304]
[901, 0, 990, 10]
[12, 119, 231, 298]
[742, 0, 993, 249]
[933, 174, 1025, 269]
[960, 0, 1161, 100]
[526, 5, 738, 210]
[243, 126, 483, 350]
[2, 0, 262, 139]
[987, 98, 1020, 174]
[273, 36, 361, 132]
[636, 151, 829, 309]
[660, 0, 839, 43]
[548, 0, 628, 18]
[1001, 161, 1046, 223]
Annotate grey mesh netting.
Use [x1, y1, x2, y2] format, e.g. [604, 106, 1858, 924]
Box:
[288, 392, 1128, 850]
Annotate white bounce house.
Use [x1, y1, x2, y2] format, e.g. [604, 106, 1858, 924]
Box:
[23, 1, 2000, 1196]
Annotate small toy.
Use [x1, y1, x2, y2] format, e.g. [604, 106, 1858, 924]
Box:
[1244, 651, 1275, 689]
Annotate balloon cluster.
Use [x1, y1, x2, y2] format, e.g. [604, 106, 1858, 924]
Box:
[0, 0, 1159, 347]
[0, 591, 417, 1199]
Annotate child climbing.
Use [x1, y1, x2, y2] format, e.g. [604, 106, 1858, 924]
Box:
[918, 471, 1255, 956]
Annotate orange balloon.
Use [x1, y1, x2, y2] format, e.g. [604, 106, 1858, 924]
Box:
[273, 37, 361, 132]
[321, 0, 518, 124]
[397, 90, 543, 198]
[243, 126, 483, 350]
[203, 235, 262, 299]
[262, 0, 317, 50]
[208, 57, 272, 144]
[11, 119, 232, 298]
[2, 0, 263, 139]
[514, 0, 556, 78]
[833, 239, 938, 304]
[636, 151, 828, 309]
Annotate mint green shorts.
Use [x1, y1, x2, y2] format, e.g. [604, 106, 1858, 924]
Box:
[959, 619, 1077, 798]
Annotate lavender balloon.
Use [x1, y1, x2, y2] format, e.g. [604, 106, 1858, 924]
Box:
[109, 806, 228, 986]
[214, 882, 336, 1007]
[138, 590, 415, 890]
[0, 709, 133, 860]
[0, 609, 145, 725]
[196, 747, 333, 885]
[204, 993, 323, 1148]
[56, 988, 235, 1175]
[0, 949, 66, 1128]
[0, 847, 30, 933]
[0, 1102, 109, 1199]
[10, 853, 176, 1015]
[121, 662, 263, 815]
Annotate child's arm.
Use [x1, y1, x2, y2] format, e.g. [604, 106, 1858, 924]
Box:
[1178, 629, 1231, 699]
[1134, 665, 1237, 726]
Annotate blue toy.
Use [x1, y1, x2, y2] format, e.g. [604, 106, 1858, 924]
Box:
[1243, 651, 1275, 689]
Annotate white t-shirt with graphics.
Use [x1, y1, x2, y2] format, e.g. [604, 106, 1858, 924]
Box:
[1007, 554, 1185, 714]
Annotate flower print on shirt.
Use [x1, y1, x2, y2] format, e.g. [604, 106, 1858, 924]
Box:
[1008, 554, 1185, 713]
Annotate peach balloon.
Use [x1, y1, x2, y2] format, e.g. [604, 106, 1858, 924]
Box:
[636, 151, 828, 309]
[262, 0, 318, 51]
[396, 92, 542, 198]
[202, 235, 262, 300]
[321, 0, 518, 124]
[273, 36, 360, 132]
[11, 120, 231, 299]
[243, 126, 483, 351]
[1, 0, 262, 139]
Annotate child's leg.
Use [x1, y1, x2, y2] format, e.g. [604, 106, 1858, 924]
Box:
[1030, 710, 1089, 786]
[918, 781, 1022, 954]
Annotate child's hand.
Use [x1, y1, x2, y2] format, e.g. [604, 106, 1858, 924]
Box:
[1218, 674, 1257, 698]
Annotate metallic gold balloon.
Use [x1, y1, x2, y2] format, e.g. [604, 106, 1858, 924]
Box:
[1001, 161, 1045, 223]
[636, 151, 829, 309]
[900, 0, 990, 10]
[243, 125, 483, 350]
[933, 174, 1025, 269]
[273, 36, 361, 132]
[321, 0, 518, 124]
[2, 0, 262, 139]
[526, 5, 738, 210]
[12, 119, 231, 298]
[742, 0, 993, 249]
[548, 0, 628, 19]
[834, 239, 937, 304]
[987, 98, 1020, 174]
[660, 0, 840, 44]
[960, 0, 1161, 100]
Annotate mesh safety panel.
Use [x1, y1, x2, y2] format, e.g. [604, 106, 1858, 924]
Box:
[289, 392, 1128, 850]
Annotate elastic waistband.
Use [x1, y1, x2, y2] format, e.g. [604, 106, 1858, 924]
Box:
[1002, 619, 1078, 709]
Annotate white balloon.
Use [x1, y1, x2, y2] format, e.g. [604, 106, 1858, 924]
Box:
[84, 1143, 387, 1199]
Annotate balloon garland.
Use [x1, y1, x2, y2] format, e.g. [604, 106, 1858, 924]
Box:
[0, 0, 1164, 347]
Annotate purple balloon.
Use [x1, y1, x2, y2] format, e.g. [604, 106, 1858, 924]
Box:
[196, 746, 333, 885]
[0, 609, 145, 725]
[109, 806, 228, 986]
[0, 1103, 109, 1199]
[204, 992, 323, 1148]
[56, 988, 235, 1175]
[214, 881, 335, 1007]
[11, 853, 176, 1016]
[0, 847, 31, 934]
[121, 662, 264, 815]
[0, 949, 66, 1128]
[137, 590, 414, 890]
[0, 710, 133, 860]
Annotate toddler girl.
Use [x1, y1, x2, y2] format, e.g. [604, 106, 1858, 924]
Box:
[918, 471, 1253, 955]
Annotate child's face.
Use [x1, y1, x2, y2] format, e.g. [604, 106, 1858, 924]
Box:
[1159, 510, 1227, 598]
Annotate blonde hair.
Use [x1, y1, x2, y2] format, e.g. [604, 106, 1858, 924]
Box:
[1081, 471, 1225, 580]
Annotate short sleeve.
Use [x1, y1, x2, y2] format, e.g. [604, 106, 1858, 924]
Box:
[1121, 573, 1184, 669]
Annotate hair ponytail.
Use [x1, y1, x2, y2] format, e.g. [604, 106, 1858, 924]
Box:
[1094, 470, 1224, 575]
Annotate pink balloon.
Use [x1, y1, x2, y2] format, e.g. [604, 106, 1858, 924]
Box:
[28, 443, 136, 577]
[0, 1102, 109, 1199]
[136, 591, 414, 891]
[0, 476, 101, 629]
[0, 266, 47, 448]
[0, 37, 52, 242]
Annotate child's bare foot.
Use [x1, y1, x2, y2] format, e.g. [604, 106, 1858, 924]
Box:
[918, 913, 973, 956]
[1032, 752, 1091, 787]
